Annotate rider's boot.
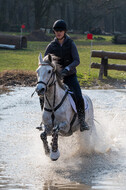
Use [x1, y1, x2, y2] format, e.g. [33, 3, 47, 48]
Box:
[78, 110, 89, 131]
[77, 99, 89, 132]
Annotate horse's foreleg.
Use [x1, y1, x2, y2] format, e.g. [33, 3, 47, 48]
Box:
[50, 126, 60, 161]
[40, 131, 50, 155]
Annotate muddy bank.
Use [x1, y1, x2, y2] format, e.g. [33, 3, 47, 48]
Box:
[0, 70, 37, 87]
[0, 70, 126, 89]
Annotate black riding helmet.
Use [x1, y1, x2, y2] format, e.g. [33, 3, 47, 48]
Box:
[53, 19, 67, 31]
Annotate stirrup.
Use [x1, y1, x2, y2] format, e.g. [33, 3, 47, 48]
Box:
[36, 122, 43, 131]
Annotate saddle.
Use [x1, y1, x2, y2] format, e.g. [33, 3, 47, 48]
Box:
[68, 90, 88, 113]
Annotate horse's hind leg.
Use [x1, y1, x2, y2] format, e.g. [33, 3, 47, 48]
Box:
[50, 127, 60, 161]
[40, 131, 50, 155]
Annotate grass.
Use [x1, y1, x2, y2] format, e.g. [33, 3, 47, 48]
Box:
[0, 33, 126, 87]
[0, 41, 48, 72]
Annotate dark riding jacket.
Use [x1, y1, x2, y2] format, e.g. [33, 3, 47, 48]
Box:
[44, 34, 80, 76]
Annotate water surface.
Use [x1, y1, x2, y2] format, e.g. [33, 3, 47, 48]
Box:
[0, 87, 126, 190]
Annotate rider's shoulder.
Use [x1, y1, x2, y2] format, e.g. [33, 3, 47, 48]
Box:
[49, 37, 58, 47]
[65, 34, 73, 43]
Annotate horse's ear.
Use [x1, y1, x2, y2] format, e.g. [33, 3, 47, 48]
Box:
[48, 54, 52, 63]
[39, 52, 43, 64]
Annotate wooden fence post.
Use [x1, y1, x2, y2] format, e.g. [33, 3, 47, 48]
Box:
[104, 57, 108, 77]
[99, 57, 108, 79]
[91, 50, 126, 80]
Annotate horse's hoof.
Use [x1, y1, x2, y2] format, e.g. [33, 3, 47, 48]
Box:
[51, 158, 58, 161]
[50, 149, 60, 161]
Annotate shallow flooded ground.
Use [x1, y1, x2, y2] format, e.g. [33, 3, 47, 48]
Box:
[0, 87, 126, 190]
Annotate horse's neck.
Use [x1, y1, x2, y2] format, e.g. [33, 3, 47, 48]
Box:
[44, 82, 65, 108]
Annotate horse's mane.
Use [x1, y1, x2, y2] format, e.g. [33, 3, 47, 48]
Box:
[43, 54, 66, 90]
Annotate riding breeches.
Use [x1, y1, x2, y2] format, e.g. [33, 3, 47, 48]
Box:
[63, 74, 85, 113]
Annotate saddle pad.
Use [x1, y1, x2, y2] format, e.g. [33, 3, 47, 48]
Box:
[68, 93, 88, 113]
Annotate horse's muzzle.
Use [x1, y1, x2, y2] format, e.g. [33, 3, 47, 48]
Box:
[36, 87, 45, 96]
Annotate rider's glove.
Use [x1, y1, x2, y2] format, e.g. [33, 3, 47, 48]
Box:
[61, 68, 69, 78]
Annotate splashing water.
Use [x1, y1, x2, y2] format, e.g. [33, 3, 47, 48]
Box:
[0, 87, 126, 190]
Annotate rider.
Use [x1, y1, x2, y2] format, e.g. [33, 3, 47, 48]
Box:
[40, 19, 89, 132]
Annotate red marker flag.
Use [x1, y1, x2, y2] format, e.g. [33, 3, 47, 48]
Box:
[87, 33, 93, 75]
[87, 33, 93, 40]
[21, 24, 25, 29]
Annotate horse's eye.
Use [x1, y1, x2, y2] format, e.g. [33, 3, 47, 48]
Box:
[48, 70, 51, 74]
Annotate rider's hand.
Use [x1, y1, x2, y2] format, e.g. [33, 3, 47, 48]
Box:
[61, 69, 69, 78]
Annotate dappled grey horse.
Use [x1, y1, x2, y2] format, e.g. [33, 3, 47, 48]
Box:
[35, 53, 95, 161]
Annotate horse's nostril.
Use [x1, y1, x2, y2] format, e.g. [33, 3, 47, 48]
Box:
[40, 88, 45, 93]
[36, 88, 45, 95]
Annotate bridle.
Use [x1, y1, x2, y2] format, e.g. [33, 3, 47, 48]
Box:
[37, 63, 56, 91]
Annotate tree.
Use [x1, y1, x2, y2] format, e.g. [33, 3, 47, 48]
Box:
[33, 0, 56, 29]
[0, 0, 126, 33]
[0, 0, 8, 30]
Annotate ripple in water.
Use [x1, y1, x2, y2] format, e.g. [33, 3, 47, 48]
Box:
[0, 87, 126, 190]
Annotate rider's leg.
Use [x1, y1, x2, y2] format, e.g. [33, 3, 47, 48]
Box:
[64, 74, 89, 131]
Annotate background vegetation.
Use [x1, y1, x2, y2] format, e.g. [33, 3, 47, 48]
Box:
[0, 33, 126, 87]
[0, 1, 126, 88]
[0, 0, 126, 34]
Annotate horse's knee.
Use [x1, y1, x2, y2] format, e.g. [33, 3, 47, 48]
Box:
[40, 131, 47, 141]
[58, 122, 70, 134]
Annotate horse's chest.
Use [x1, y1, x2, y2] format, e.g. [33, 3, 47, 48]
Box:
[42, 108, 67, 125]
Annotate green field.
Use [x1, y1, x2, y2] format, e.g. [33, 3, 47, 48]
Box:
[0, 33, 126, 87]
